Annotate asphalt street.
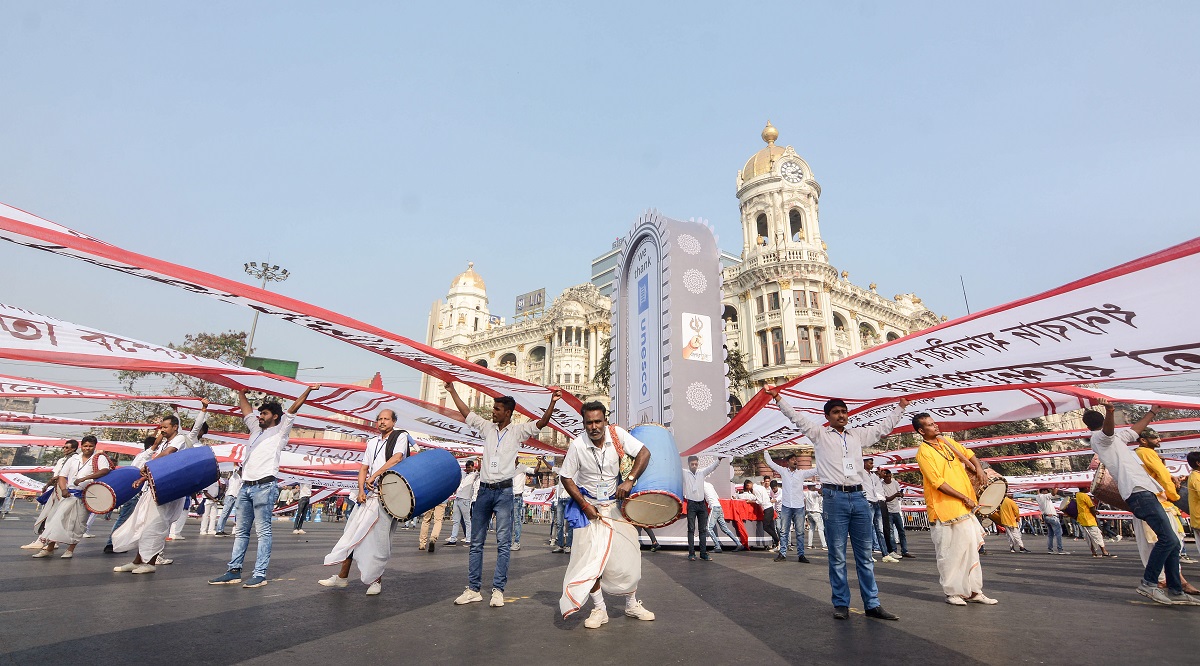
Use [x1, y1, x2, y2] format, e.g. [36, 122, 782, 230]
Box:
[1, 503, 1195, 665]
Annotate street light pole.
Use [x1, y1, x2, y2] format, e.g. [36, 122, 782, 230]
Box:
[243, 261, 290, 356]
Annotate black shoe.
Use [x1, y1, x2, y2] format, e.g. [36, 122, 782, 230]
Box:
[773, 554, 786, 562]
[734, 545, 745, 552]
[213, 531, 228, 537]
[865, 606, 899, 621]
[901, 553, 914, 558]
[103, 544, 114, 554]
[798, 555, 810, 563]
[650, 543, 660, 552]
[428, 541, 436, 554]
[833, 606, 849, 620]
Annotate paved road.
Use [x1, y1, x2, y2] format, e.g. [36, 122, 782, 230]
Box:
[1, 504, 1195, 665]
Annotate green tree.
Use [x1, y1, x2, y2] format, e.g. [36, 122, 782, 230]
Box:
[959, 418, 1056, 475]
[592, 335, 612, 395]
[725, 347, 751, 392]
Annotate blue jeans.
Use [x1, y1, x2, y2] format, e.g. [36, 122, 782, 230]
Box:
[1044, 516, 1064, 552]
[823, 488, 880, 610]
[512, 495, 525, 544]
[1126, 490, 1182, 593]
[227, 482, 280, 578]
[469, 486, 513, 592]
[887, 512, 909, 555]
[707, 504, 740, 549]
[779, 505, 806, 557]
[217, 496, 237, 532]
[105, 495, 140, 548]
[449, 498, 472, 541]
[555, 498, 574, 548]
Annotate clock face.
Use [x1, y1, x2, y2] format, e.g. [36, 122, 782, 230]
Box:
[780, 161, 803, 183]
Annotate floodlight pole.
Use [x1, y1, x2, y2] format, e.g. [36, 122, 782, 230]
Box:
[243, 261, 290, 356]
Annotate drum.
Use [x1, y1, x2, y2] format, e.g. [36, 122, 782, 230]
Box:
[378, 448, 460, 521]
[980, 516, 995, 530]
[1088, 459, 1128, 511]
[1061, 498, 1079, 519]
[82, 466, 143, 514]
[620, 424, 684, 529]
[145, 446, 220, 506]
[974, 477, 1008, 516]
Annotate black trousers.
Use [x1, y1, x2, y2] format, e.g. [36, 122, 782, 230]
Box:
[686, 500, 709, 555]
[762, 507, 780, 546]
[293, 497, 310, 530]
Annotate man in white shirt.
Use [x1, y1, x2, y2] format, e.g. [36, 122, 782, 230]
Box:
[447, 382, 560, 608]
[804, 484, 826, 550]
[209, 386, 316, 589]
[36, 436, 111, 559]
[112, 408, 208, 573]
[1086, 400, 1197, 605]
[863, 459, 896, 562]
[1036, 488, 1066, 554]
[880, 469, 911, 558]
[293, 482, 313, 535]
[557, 401, 655, 629]
[767, 385, 908, 622]
[321, 409, 410, 596]
[682, 455, 724, 561]
[24, 439, 79, 549]
[764, 449, 819, 563]
[704, 480, 742, 552]
[199, 478, 221, 535]
[215, 470, 242, 536]
[447, 460, 479, 546]
[511, 462, 536, 551]
[733, 479, 778, 549]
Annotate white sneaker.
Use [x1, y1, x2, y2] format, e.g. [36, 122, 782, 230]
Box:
[157, 558, 173, 565]
[881, 555, 898, 563]
[512, 542, 521, 551]
[82, 533, 95, 538]
[490, 589, 505, 607]
[113, 562, 139, 572]
[32, 548, 53, 558]
[171, 535, 185, 541]
[296, 529, 306, 535]
[292, 529, 300, 534]
[946, 595, 968, 606]
[625, 601, 655, 621]
[1137, 582, 1173, 605]
[366, 581, 382, 596]
[564, 546, 572, 553]
[319, 575, 349, 588]
[132, 564, 156, 574]
[889, 552, 902, 560]
[60, 551, 74, 559]
[20, 539, 45, 550]
[454, 588, 483, 605]
[965, 593, 998, 605]
[584, 607, 609, 628]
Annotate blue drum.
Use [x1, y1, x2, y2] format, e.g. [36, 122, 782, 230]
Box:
[145, 446, 219, 506]
[378, 447, 460, 521]
[37, 486, 80, 503]
[622, 423, 684, 529]
[82, 465, 144, 514]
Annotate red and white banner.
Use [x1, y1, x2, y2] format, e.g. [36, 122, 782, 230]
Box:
[523, 487, 556, 505]
[0, 202, 584, 435]
[0, 410, 155, 430]
[0, 472, 47, 492]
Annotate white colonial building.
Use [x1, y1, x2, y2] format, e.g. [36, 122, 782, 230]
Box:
[721, 122, 943, 409]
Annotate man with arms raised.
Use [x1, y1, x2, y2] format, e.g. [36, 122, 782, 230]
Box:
[682, 454, 724, 561]
[447, 381, 560, 607]
[35, 435, 111, 559]
[320, 409, 411, 595]
[210, 386, 317, 588]
[913, 412, 997, 606]
[764, 449, 818, 563]
[766, 385, 907, 621]
[557, 401, 655, 628]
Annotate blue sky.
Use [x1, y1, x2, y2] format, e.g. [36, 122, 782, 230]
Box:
[2, 2, 1198, 425]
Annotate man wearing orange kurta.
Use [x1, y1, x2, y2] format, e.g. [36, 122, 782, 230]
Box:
[996, 495, 1029, 553]
[914, 412, 997, 606]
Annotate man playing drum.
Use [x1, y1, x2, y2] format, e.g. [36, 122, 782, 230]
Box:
[320, 409, 411, 595]
[447, 381, 561, 608]
[766, 386, 906, 622]
[35, 436, 111, 559]
[913, 412, 998, 607]
[557, 401, 655, 629]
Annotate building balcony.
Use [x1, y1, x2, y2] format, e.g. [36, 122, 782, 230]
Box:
[526, 361, 545, 376]
[753, 310, 782, 328]
[793, 307, 824, 325]
[561, 383, 594, 397]
[556, 345, 588, 359]
[497, 362, 517, 377]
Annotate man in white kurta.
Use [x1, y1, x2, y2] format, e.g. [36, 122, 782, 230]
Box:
[558, 401, 655, 629]
[24, 439, 79, 549]
[321, 410, 410, 596]
[37, 437, 111, 558]
[112, 407, 207, 574]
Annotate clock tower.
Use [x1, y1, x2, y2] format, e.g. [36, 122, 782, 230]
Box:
[736, 121, 824, 255]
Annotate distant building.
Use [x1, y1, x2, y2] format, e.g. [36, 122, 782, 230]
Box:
[0, 396, 37, 465]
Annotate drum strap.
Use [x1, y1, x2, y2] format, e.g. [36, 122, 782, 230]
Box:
[608, 425, 635, 482]
[384, 430, 411, 461]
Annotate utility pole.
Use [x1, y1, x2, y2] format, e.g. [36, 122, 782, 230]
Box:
[243, 261, 290, 356]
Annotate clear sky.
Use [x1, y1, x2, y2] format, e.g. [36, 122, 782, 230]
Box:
[3, 2, 1198, 430]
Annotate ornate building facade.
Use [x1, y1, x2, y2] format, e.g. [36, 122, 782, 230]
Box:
[721, 123, 943, 408]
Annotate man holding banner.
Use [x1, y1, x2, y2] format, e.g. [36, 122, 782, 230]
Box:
[766, 386, 906, 622]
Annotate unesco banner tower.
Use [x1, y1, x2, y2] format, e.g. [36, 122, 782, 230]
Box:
[610, 210, 732, 545]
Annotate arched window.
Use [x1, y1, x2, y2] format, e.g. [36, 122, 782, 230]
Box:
[832, 313, 846, 331]
[722, 304, 739, 323]
[886, 332, 900, 342]
[474, 359, 489, 369]
[756, 214, 768, 243]
[728, 395, 743, 417]
[859, 323, 879, 349]
[789, 209, 804, 241]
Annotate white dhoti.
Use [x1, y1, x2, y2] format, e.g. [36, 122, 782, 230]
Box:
[931, 516, 986, 598]
[559, 501, 641, 618]
[323, 495, 396, 584]
[41, 496, 88, 545]
[111, 492, 184, 560]
[34, 492, 60, 535]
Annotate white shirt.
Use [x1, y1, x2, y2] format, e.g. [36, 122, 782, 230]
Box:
[770, 487, 782, 512]
[299, 483, 312, 498]
[863, 471, 885, 502]
[763, 450, 819, 508]
[203, 480, 220, 497]
[72, 452, 112, 490]
[559, 425, 646, 502]
[163, 433, 190, 454]
[242, 412, 296, 482]
[777, 400, 905, 487]
[1089, 428, 1162, 500]
[804, 488, 823, 513]
[59, 453, 83, 488]
[734, 483, 772, 510]
[682, 459, 721, 502]
[1036, 493, 1058, 517]
[466, 412, 543, 484]
[364, 431, 411, 476]
[703, 481, 721, 509]
[881, 478, 902, 513]
[131, 447, 156, 469]
[226, 471, 242, 497]
[512, 464, 535, 494]
[455, 469, 480, 501]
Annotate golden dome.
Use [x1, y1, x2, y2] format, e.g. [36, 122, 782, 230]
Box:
[741, 121, 786, 182]
[450, 261, 486, 291]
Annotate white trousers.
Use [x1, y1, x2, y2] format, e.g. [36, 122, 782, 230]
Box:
[560, 501, 641, 618]
[931, 517, 985, 598]
[1003, 524, 1025, 550]
[111, 492, 184, 561]
[199, 502, 219, 534]
[805, 511, 826, 548]
[41, 496, 88, 545]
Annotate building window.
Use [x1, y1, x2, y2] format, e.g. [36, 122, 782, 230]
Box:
[473, 318, 479, 331]
[575, 374, 581, 384]
[767, 291, 780, 311]
[810, 291, 820, 309]
[813, 328, 825, 363]
[793, 290, 804, 309]
[757, 331, 770, 368]
[798, 327, 812, 362]
[771, 328, 785, 366]
[556, 374, 561, 384]
[755, 294, 765, 314]
[789, 209, 804, 241]
[756, 214, 768, 242]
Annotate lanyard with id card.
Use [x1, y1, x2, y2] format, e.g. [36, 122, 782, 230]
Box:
[490, 428, 508, 472]
[838, 431, 857, 476]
